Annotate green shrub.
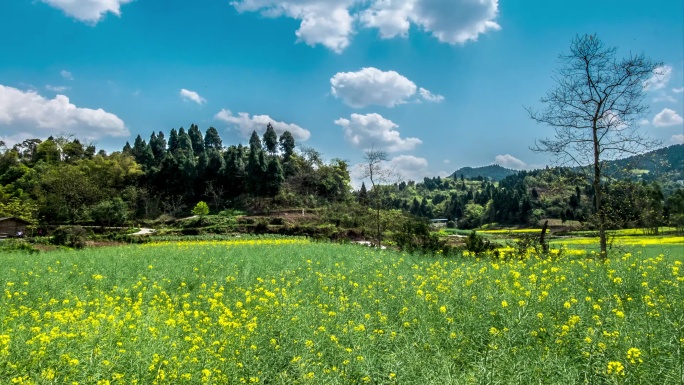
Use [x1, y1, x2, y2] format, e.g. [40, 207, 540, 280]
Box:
[394, 217, 447, 254]
[0, 239, 37, 253]
[464, 231, 495, 254]
[51, 226, 88, 249]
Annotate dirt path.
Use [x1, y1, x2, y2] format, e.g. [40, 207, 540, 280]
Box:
[131, 228, 155, 235]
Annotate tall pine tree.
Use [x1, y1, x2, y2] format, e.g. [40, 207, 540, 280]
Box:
[263, 123, 278, 155]
[188, 124, 205, 155]
[204, 127, 223, 151]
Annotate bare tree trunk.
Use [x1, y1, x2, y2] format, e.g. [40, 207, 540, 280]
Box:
[540, 220, 549, 253]
[593, 127, 607, 258]
[376, 192, 381, 248]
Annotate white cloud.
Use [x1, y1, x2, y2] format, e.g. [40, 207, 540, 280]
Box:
[330, 67, 442, 108]
[599, 109, 628, 130]
[638, 119, 650, 126]
[179, 89, 206, 105]
[653, 93, 676, 103]
[231, 0, 356, 53]
[359, 0, 413, 39]
[390, 155, 429, 181]
[644, 65, 672, 91]
[0, 131, 40, 148]
[350, 154, 430, 188]
[42, 0, 133, 24]
[418, 87, 444, 103]
[671, 134, 684, 144]
[673, 87, 684, 93]
[361, 0, 500, 45]
[215, 109, 311, 141]
[494, 154, 526, 169]
[0, 84, 128, 140]
[46, 85, 70, 92]
[232, 0, 500, 52]
[60, 70, 73, 80]
[334, 113, 421, 152]
[652, 108, 684, 127]
[443, 159, 450, 164]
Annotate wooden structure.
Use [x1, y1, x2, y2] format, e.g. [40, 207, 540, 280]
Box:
[0, 217, 30, 237]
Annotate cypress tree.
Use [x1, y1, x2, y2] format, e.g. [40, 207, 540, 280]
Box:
[204, 127, 223, 151]
[263, 123, 278, 155]
[249, 130, 262, 151]
[168, 128, 179, 153]
[266, 157, 284, 197]
[279, 131, 295, 161]
[188, 124, 205, 155]
[358, 182, 369, 205]
[177, 127, 194, 157]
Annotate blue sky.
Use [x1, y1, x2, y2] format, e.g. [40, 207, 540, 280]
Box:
[1, 0, 683, 183]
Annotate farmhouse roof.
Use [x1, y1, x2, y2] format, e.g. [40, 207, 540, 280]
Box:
[0, 217, 31, 225]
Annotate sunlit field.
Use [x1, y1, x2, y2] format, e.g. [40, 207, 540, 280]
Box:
[0, 239, 682, 384]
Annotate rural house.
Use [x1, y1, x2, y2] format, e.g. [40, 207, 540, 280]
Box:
[0, 217, 30, 237]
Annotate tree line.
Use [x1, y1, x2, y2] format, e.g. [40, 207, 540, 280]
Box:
[0, 123, 351, 226]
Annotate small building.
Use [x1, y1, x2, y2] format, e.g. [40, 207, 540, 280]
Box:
[429, 218, 449, 228]
[0, 217, 30, 237]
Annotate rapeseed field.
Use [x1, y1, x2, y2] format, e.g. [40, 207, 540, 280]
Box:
[0, 239, 681, 384]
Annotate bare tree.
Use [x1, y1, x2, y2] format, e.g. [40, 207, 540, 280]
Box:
[162, 195, 186, 218]
[527, 34, 662, 257]
[205, 181, 225, 212]
[361, 147, 399, 248]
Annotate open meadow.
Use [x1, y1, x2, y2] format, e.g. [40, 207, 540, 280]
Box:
[0, 238, 682, 384]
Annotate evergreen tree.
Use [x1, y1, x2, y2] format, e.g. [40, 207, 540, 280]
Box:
[249, 130, 262, 151]
[158, 131, 167, 150]
[122, 141, 132, 155]
[419, 197, 429, 217]
[279, 131, 296, 161]
[149, 131, 167, 161]
[176, 151, 197, 198]
[168, 128, 179, 153]
[204, 127, 223, 151]
[531, 187, 539, 199]
[157, 153, 181, 195]
[246, 147, 264, 196]
[265, 157, 284, 196]
[195, 151, 210, 197]
[263, 123, 278, 155]
[519, 197, 532, 224]
[188, 124, 205, 155]
[224, 147, 246, 198]
[358, 182, 369, 205]
[198, 149, 225, 197]
[410, 197, 420, 215]
[132, 135, 154, 172]
[177, 128, 194, 157]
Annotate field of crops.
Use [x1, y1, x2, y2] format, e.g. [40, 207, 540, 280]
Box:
[0, 238, 682, 384]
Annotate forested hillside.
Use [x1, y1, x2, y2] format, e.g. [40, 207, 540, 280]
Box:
[1, 125, 682, 236]
[0, 124, 350, 227]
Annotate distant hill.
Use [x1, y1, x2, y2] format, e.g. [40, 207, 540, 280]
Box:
[450, 164, 518, 181]
[601, 144, 683, 182]
[448, 144, 683, 183]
